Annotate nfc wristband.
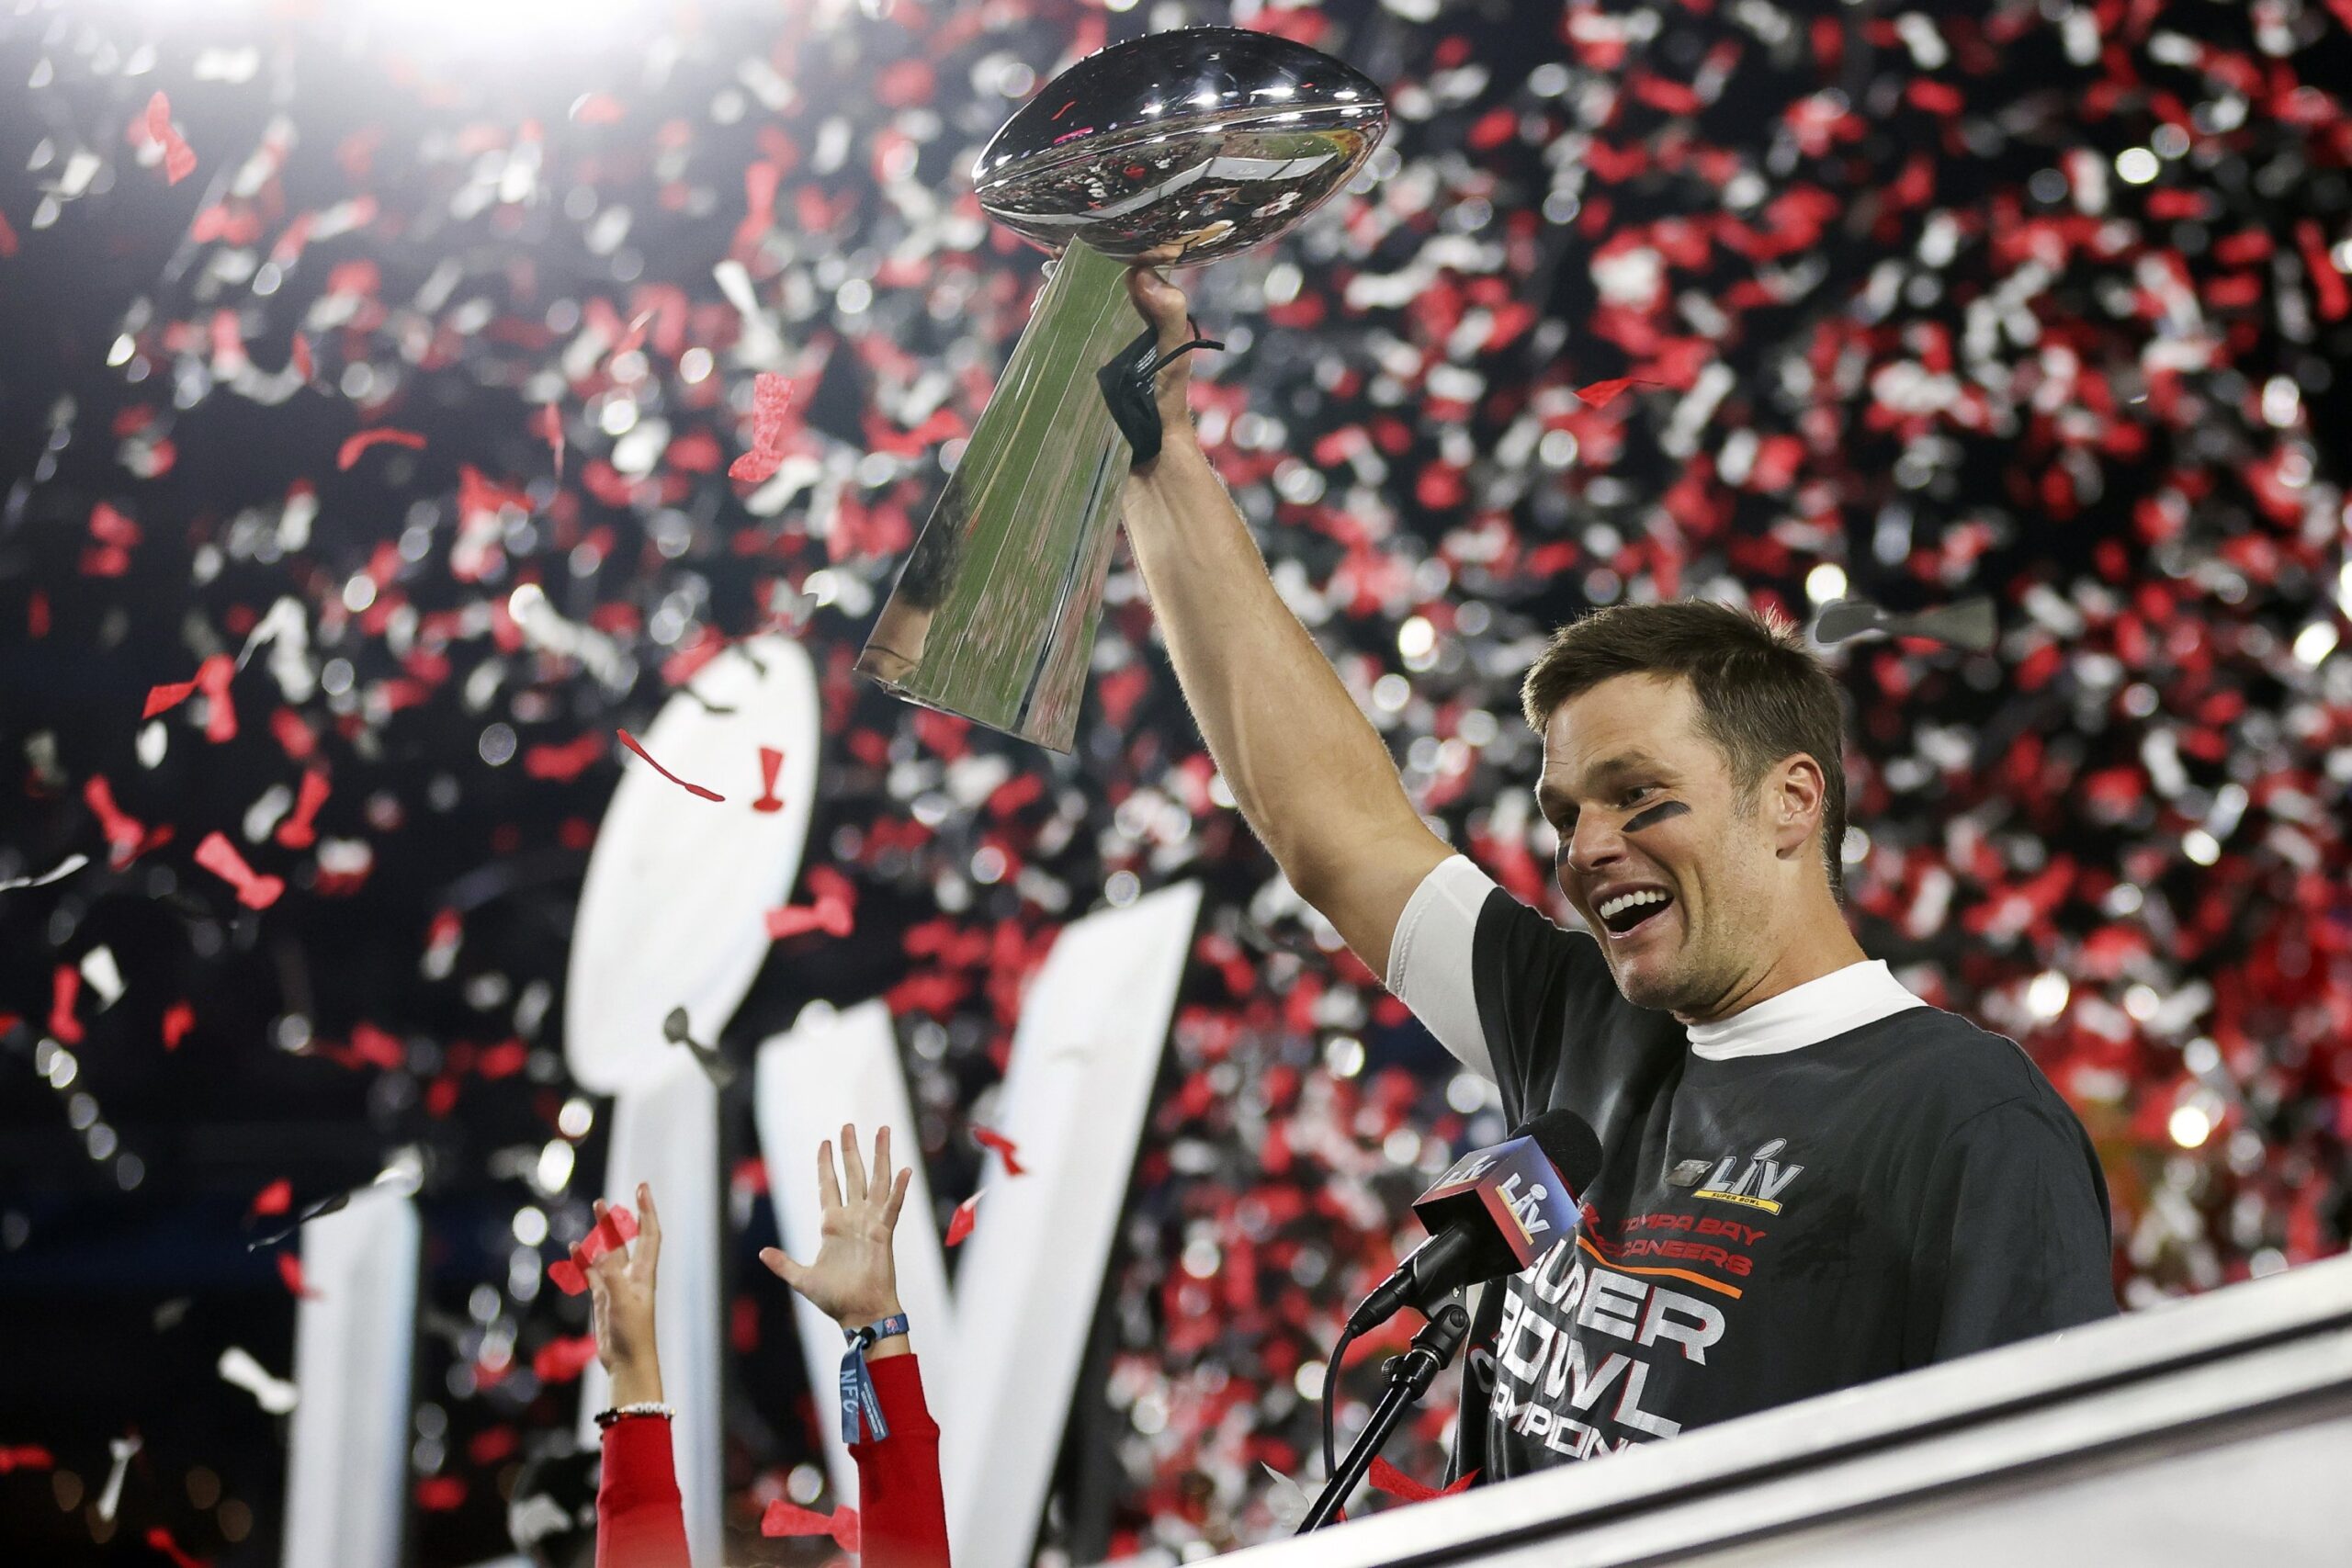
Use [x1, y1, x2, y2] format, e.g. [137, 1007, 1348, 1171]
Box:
[839, 1313, 910, 1445]
[844, 1311, 912, 1348]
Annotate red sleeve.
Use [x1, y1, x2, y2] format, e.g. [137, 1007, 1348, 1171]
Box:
[852, 1355, 950, 1568]
[597, 1415, 693, 1568]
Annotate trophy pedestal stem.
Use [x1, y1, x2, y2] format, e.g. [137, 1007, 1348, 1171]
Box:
[854, 239, 1140, 753]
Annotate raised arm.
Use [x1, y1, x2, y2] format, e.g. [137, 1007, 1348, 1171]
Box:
[585, 1185, 691, 1568]
[761, 1125, 949, 1568]
[1118, 265, 1449, 976]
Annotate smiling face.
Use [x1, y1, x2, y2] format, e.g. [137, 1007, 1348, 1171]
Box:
[1537, 672, 1813, 1022]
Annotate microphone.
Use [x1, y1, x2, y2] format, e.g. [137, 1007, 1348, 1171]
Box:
[1344, 1110, 1603, 1336]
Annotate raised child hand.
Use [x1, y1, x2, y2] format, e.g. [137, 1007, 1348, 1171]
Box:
[759, 1123, 911, 1330]
[586, 1182, 664, 1406]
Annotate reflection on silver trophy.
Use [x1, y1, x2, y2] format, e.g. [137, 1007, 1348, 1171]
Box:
[856, 27, 1389, 751]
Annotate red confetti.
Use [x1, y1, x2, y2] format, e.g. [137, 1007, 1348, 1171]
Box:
[251, 1179, 293, 1217]
[761, 1500, 860, 1551]
[0, 1446, 55, 1473]
[2296, 220, 2349, 322]
[198, 665, 238, 740]
[764, 897, 853, 941]
[616, 728, 725, 801]
[583, 1202, 638, 1257]
[194, 831, 285, 909]
[288, 333, 314, 381]
[145, 1526, 209, 1568]
[275, 769, 331, 849]
[548, 1201, 639, 1294]
[90, 501, 141, 547]
[277, 1251, 317, 1299]
[86, 774, 154, 858]
[335, 426, 427, 470]
[342, 1021, 404, 1070]
[468, 1427, 520, 1466]
[972, 1125, 1026, 1176]
[162, 1001, 195, 1050]
[944, 1190, 983, 1248]
[143, 653, 235, 739]
[0, 208, 17, 258]
[610, 310, 654, 363]
[415, 1476, 467, 1511]
[751, 744, 786, 812]
[734, 161, 782, 259]
[523, 731, 607, 782]
[1367, 1456, 1477, 1502]
[48, 965, 83, 1045]
[728, 371, 794, 482]
[142, 93, 197, 185]
[1572, 377, 1654, 409]
[569, 93, 628, 124]
[533, 401, 565, 481]
[270, 705, 317, 761]
[531, 1333, 600, 1384]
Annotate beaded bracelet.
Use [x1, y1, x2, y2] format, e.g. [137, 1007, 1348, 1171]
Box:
[594, 1401, 676, 1429]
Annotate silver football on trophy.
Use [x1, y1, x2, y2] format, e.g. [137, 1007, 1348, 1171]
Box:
[974, 27, 1390, 267]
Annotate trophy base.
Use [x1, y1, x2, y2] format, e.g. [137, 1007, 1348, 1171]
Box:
[851, 649, 912, 686]
[854, 646, 921, 688]
[855, 593, 934, 688]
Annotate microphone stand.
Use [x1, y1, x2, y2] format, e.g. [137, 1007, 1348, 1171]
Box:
[1296, 1302, 1472, 1533]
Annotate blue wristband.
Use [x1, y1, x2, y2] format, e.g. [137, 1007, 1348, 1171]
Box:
[839, 1313, 910, 1445]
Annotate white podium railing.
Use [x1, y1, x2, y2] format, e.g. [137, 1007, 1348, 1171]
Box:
[1215, 1253, 2352, 1568]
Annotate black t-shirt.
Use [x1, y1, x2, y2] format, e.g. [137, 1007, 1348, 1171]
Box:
[1431, 882, 2120, 1483]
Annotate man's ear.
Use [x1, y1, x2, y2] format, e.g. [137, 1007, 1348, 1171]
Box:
[1769, 753, 1826, 861]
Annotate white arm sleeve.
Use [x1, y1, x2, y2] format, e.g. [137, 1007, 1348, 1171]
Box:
[1383, 854, 1501, 1082]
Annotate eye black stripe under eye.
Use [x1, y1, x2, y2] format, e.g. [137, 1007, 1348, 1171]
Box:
[1623, 800, 1689, 834]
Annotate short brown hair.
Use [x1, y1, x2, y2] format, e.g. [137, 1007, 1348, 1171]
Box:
[1520, 600, 1849, 900]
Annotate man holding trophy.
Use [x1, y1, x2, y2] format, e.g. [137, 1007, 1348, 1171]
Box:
[861, 26, 2115, 1499]
[1120, 234, 2111, 1480]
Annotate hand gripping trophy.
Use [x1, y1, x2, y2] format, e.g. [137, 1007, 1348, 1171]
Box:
[855, 27, 1389, 751]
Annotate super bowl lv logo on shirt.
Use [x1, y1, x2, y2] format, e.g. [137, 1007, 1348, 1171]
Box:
[1488, 1139, 1804, 1460]
[1682, 1137, 1805, 1213]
